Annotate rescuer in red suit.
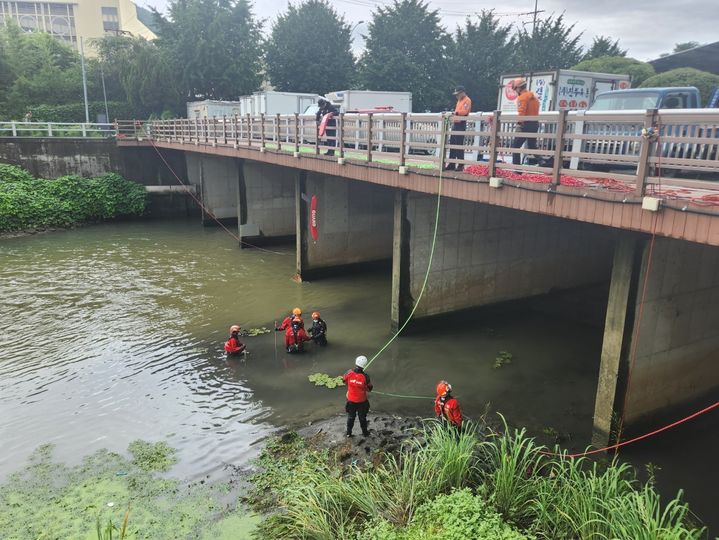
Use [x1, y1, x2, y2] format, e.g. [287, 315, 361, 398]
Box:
[285, 317, 310, 353]
[224, 325, 246, 355]
[342, 355, 373, 437]
[277, 307, 302, 331]
[434, 380, 463, 430]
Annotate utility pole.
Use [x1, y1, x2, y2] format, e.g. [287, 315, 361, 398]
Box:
[80, 36, 90, 123]
[100, 63, 110, 123]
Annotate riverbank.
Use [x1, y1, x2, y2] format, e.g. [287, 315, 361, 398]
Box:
[246, 415, 708, 540]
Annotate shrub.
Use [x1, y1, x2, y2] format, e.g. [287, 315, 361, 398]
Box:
[27, 102, 141, 123]
[572, 56, 656, 86]
[0, 165, 147, 232]
[639, 68, 719, 105]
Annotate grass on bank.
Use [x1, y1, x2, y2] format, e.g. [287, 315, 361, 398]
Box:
[0, 163, 147, 233]
[246, 417, 707, 540]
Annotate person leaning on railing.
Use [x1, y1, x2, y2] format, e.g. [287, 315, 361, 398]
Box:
[445, 86, 472, 172]
[511, 78, 540, 166]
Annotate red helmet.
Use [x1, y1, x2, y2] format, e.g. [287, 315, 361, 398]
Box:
[436, 380, 452, 397]
[312, 311, 320, 319]
[229, 325, 241, 333]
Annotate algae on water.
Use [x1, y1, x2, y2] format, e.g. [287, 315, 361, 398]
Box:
[308, 372, 343, 389]
[245, 327, 271, 337]
[493, 351, 513, 369]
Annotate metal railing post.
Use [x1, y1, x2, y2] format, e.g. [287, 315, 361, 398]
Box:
[276, 113, 282, 151]
[47, 123, 53, 137]
[551, 109, 568, 186]
[11, 121, 17, 137]
[81, 123, 87, 137]
[367, 112, 373, 162]
[294, 113, 300, 154]
[338, 113, 345, 159]
[399, 112, 407, 167]
[487, 111, 502, 177]
[635, 108, 658, 197]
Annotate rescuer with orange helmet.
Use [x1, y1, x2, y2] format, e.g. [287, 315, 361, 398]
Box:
[434, 380, 463, 429]
[342, 355, 373, 438]
[309, 311, 328, 346]
[224, 324, 246, 355]
[285, 316, 310, 353]
[511, 78, 541, 166]
[276, 307, 302, 331]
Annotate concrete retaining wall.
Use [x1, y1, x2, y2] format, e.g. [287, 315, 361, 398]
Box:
[239, 162, 296, 243]
[296, 173, 394, 278]
[393, 192, 617, 324]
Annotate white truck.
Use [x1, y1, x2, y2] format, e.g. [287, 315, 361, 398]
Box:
[497, 69, 631, 113]
[249, 91, 321, 116]
[322, 90, 413, 113]
[186, 100, 243, 119]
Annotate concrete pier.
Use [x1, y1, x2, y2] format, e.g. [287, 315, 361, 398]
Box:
[295, 172, 394, 280]
[185, 154, 239, 225]
[391, 192, 617, 328]
[238, 162, 296, 246]
[593, 235, 719, 445]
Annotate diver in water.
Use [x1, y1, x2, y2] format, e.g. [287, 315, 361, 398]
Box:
[224, 325, 246, 355]
[277, 307, 302, 331]
[285, 316, 310, 353]
[309, 311, 328, 346]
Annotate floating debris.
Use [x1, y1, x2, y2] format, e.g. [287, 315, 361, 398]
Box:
[308, 373, 343, 389]
[493, 351, 513, 369]
[245, 327, 271, 337]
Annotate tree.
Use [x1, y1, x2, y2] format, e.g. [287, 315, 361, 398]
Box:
[572, 56, 655, 86]
[265, 0, 354, 95]
[582, 36, 626, 61]
[359, 0, 452, 112]
[155, 0, 264, 100]
[639, 68, 719, 104]
[673, 41, 700, 53]
[512, 14, 583, 72]
[451, 11, 514, 112]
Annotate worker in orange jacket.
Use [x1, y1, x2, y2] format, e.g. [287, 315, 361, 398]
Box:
[445, 86, 472, 172]
[511, 78, 540, 166]
[434, 380, 463, 430]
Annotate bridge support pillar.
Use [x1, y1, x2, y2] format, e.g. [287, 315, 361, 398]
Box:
[390, 192, 616, 330]
[592, 234, 719, 446]
[238, 161, 296, 247]
[295, 172, 394, 280]
[186, 154, 239, 225]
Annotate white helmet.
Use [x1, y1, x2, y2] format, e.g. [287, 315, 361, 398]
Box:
[355, 355, 368, 369]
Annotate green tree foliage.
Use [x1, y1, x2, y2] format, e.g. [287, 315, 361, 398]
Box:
[673, 41, 700, 53]
[512, 14, 583, 72]
[452, 11, 514, 112]
[154, 0, 264, 100]
[572, 56, 655, 85]
[639, 68, 719, 104]
[359, 0, 452, 112]
[265, 0, 354, 95]
[582, 36, 626, 61]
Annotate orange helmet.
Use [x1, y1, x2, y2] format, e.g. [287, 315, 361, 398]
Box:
[312, 311, 320, 319]
[229, 325, 241, 333]
[292, 307, 302, 316]
[436, 380, 452, 397]
[512, 78, 527, 90]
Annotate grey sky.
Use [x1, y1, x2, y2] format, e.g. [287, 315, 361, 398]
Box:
[142, 0, 718, 61]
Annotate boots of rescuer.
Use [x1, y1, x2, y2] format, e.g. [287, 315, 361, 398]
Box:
[224, 325, 246, 355]
[310, 311, 328, 346]
[285, 317, 310, 353]
[342, 355, 373, 437]
[277, 307, 302, 332]
[434, 380, 463, 431]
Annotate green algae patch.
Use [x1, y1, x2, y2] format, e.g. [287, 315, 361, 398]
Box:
[308, 372, 343, 389]
[201, 513, 261, 539]
[0, 443, 254, 540]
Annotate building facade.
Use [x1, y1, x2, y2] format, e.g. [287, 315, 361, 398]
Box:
[0, 0, 157, 54]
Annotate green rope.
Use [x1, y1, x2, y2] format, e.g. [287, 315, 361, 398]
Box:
[365, 115, 449, 369]
[373, 390, 435, 400]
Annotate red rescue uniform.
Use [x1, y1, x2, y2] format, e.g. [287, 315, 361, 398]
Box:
[224, 335, 246, 354]
[434, 395, 463, 428]
[343, 368, 373, 403]
[277, 316, 293, 331]
[285, 326, 310, 349]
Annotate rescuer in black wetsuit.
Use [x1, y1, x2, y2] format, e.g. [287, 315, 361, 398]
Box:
[316, 98, 339, 156]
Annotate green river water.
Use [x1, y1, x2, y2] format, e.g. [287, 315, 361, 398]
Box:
[1, 220, 717, 534]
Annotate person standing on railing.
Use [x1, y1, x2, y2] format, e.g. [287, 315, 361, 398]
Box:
[511, 78, 540, 166]
[316, 98, 339, 156]
[445, 86, 472, 172]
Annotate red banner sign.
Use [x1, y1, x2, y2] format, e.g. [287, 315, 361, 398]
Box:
[310, 195, 318, 241]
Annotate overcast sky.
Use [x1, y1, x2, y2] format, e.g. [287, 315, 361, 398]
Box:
[143, 0, 718, 61]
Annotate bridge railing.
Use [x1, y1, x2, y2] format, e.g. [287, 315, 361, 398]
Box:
[116, 109, 719, 199]
[0, 121, 116, 138]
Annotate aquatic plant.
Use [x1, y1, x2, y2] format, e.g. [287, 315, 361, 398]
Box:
[127, 440, 177, 472]
[308, 372, 343, 389]
[494, 351, 513, 369]
[0, 164, 147, 233]
[244, 327, 271, 337]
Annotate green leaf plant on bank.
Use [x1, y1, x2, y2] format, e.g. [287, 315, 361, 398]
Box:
[247, 416, 706, 540]
[0, 164, 147, 233]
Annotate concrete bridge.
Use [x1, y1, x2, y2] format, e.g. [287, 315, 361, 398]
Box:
[3, 110, 719, 446]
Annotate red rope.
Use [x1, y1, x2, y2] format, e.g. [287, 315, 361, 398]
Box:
[147, 138, 283, 255]
[541, 400, 719, 458]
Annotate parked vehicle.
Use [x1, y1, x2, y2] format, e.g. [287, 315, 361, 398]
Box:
[588, 87, 702, 110]
[186, 100, 242, 119]
[498, 69, 631, 113]
[324, 90, 412, 113]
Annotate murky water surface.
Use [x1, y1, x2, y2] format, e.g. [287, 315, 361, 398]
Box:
[1, 221, 716, 531]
